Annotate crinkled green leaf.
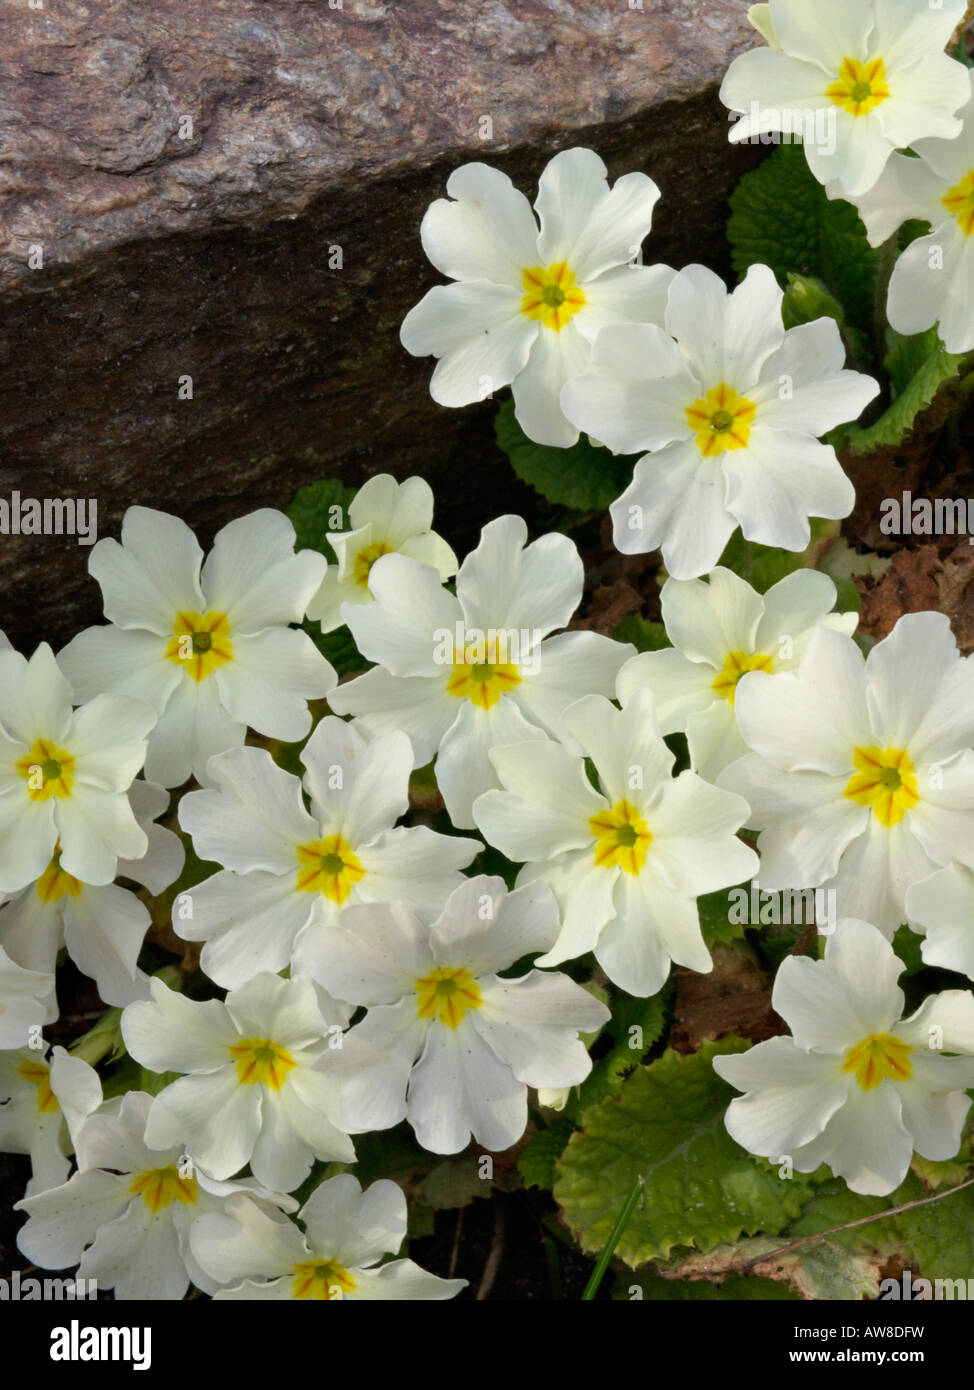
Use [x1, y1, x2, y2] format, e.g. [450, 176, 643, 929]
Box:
[519, 1118, 576, 1191]
[570, 991, 668, 1115]
[835, 342, 969, 455]
[494, 399, 637, 512]
[786, 1173, 974, 1283]
[699, 885, 750, 950]
[554, 1039, 814, 1267]
[286, 476, 356, 558]
[728, 142, 879, 339]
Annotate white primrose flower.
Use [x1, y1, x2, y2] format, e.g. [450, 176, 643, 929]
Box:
[307, 877, 610, 1155]
[473, 692, 758, 997]
[616, 567, 858, 783]
[837, 70, 974, 355]
[720, 612, 974, 937]
[0, 641, 154, 894]
[306, 474, 458, 634]
[0, 1045, 101, 1196]
[720, 0, 970, 198]
[714, 918, 974, 1196]
[192, 1174, 466, 1301]
[906, 863, 974, 983]
[560, 264, 878, 579]
[400, 146, 674, 447]
[175, 718, 479, 990]
[328, 514, 634, 828]
[15, 1090, 297, 1300]
[0, 781, 184, 1007]
[58, 507, 334, 788]
[121, 972, 354, 1191]
[0, 946, 55, 1048]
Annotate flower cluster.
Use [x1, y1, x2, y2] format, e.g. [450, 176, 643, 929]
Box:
[4, 2, 974, 1303]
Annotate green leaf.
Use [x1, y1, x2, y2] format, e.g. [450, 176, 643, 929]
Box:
[728, 143, 879, 340]
[519, 1117, 576, 1191]
[422, 1157, 493, 1210]
[554, 1039, 814, 1267]
[891, 923, 926, 978]
[286, 477, 356, 558]
[570, 991, 668, 1115]
[494, 398, 637, 512]
[785, 1173, 974, 1284]
[698, 885, 749, 950]
[612, 615, 669, 653]
[835, 341, 968, 455]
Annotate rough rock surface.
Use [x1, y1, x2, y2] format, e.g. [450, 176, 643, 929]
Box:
[0, 0, 760, 648]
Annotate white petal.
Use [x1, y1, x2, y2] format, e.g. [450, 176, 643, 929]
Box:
[575, 263, 675, 343]
[344, 552, 461, 676]
[201, 510, 325, 630]
[610, 443, 739, 578]
[511, 321, 592, 447]
[121, 978, 238, 1073]
[89, 507, 204, 635]
[301, 1172, 405, 1268]
[472, 971, 607, 1088]
[63, 885, 151, 1007]
[419, 162, 540, 284]
[179, 745, 316, 873]
[724, 429, 855, 551]
[457, 514, 583, 638]
[215, 628, 334, 742]
[408, 1019, 526, 1154]
[616, 648, 717, 734]
[298, 901, 433, 1007]
[327, 668, 457, 766]
[561, 322, 701, 454]
[403, 282, 537, 406]
[428, 876, 561, 976]
[474, 740, 605, 859]
[301, 718, 409, 843]
[144, 676, 245, 789]
[434, 695, 546, 830]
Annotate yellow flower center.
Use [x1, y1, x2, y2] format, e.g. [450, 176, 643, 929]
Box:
[18, 1058, 59, 1114]
[841, 1033, 913, 1090]
[296, 834, 365, 904]
[712, 650, 774, 705]
[229, 1037, 297, 1090]
[353, 540, 392, 588]
[16, 739, 75, 801]
[686, 383, 757, 456]
[521, 262, 586, 332]
[415, 966, 483, 1029]
[36, 845, 83, 903]
[845, 746, 919, 827]
[165, 610, 233, 682]
[943, 170, 974, 237]
[827, 57, 890, 116]
[292, 1259, 357, 1300]
[447, 653, 522, 711]
[589, 799, 652, 874]
[128, 1166, 199, 1213]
